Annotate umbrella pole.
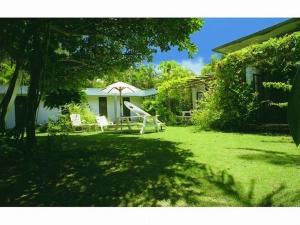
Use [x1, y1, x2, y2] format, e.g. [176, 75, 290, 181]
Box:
[119, 90, 122, 131]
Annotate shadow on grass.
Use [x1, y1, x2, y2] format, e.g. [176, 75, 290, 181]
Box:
[261, 139, 293, 144]
[190, 126, 291, 137]
[0, 133, 209, 206]
[227, 147, 300, 166]
[199, 165, 288, 206]
[0, 134, 291, 206]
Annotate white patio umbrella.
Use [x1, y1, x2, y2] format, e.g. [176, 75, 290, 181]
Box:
[102, 81, 141, 129]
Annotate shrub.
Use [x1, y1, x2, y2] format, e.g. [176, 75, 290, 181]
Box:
[47, 115, 72, 135]
[36, 123, 48, 133]
[65, 103, 96, 124]
[46, 103, 96, 134]
[192, 81, 222, 130]
[142, 98, 158, 116]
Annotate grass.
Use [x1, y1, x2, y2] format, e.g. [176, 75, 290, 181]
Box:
[0, 126, 299, 206]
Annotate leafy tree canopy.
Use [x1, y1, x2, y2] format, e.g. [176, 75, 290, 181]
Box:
[200, 54, 219, 76]
[43, 18, 203, 91]
[86, 63, 158, 89]
[0, 61, 14, 85]
[0, 18, 204, 91]
[43, 88, 87, 109]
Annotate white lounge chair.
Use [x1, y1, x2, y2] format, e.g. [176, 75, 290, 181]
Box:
[70, 114, 83, 131]
[96, 116, 118, 132]
[70, 114, 97, 131]
[123, 101, 166, 134]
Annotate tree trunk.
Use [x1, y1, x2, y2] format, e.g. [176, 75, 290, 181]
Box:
[25, 22, 50, 147]
[0, 59, 22, 133]
[0, 23, 30, 136]
[25, 66, 42, 146]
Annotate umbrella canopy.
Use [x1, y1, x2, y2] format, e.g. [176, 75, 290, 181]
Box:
[102, 81, 141, 95]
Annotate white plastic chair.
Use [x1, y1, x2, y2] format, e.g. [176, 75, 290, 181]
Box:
[70, 113, 97, 131]
[96, 116, 117, 132]
[70, 114, 83, 131]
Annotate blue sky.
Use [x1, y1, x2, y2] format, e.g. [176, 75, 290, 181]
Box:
[152, 18, 288, 74]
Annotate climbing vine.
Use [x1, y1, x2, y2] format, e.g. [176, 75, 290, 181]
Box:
[193, 31, 300, 130]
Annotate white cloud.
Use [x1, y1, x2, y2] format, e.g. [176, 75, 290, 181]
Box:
[179, 57, 205, 74]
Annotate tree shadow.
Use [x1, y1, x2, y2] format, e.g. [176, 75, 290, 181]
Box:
[227, 147, 300, 166]
[275, 189, 300, 206]
[0, 134, 205, 206]
[0, 134, 290, 206]
[199, 165, 286, 206]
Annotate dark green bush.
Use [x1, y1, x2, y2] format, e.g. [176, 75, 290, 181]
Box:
[36, 123, 48, 133]
[47, 115, 72, 135]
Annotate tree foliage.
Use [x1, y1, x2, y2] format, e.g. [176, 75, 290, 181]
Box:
[87, 64, 158, 89]
[200, 55, 219, 76]
[43, 89, 87, 109]
[0, 62, 14, 85]
[143, 61, 195, 123]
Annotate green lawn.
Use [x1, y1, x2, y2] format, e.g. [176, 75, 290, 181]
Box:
[1, 126, 299, 206]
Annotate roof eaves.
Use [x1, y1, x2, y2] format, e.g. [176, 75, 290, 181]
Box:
[213, 18, 300, 54]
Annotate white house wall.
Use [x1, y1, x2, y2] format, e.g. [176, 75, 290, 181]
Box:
[87, 96, 100, 116]
[107, 96, 117, 122]
[36, 102, 60, 125]
[109, 96, 126, 122]
[1, 96, 61, 128]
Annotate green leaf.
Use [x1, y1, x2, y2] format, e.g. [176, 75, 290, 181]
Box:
[288, 65, 300, 146]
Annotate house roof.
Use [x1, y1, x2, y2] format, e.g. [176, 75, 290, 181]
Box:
[213, 18, 300, 54]
[0, 86, 157, 97]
